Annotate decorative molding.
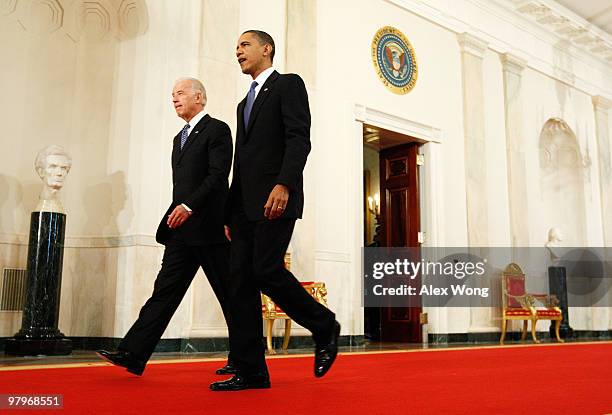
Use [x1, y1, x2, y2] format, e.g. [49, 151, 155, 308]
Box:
[315, 250, 351, 263]
[593, 96, 612, 112]
[1, 0, 148, 42]
[384, 0, 612, 100]
[457, 32, 489, 59]
[117, 0, 148, 40]
[0, 233, 27, 246]
[0, 0, 18, 16]
[384, 0, 469, 34]
[508, 0, 612, 62]
[23, 0, 63, 33]
[500, 53, 527, 75]
[79, 1, 111, 41]
[0, 233, 160, 248]
[419, 142, 445, 247]
[354, 103, 443, 143]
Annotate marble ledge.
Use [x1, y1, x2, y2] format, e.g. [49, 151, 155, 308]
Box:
[592, 96, 612, 112]
[0, 233, 160, 248]
[314, 250, 351, 263]
[457, 32, 489, 59]
[500, 53, 528, 75]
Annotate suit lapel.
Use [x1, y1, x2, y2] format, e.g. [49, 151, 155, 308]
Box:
[176, 114, 211, 164]
[171, 133, 181, 167]
[237, 97, 247, 142]
[245, 71, 279, 137]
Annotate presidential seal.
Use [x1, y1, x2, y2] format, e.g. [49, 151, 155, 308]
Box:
[371, 26, 418, 95]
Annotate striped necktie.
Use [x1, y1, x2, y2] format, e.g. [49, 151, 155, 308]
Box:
[180, 123, 190, 150]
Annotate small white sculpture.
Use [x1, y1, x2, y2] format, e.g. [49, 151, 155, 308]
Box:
[34, 145, 72, 213]
[545, 227, 563, 265]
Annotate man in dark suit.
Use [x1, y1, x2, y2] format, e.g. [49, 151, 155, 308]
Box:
[97, 77, 236, 376]
[210, 30, 340, 392]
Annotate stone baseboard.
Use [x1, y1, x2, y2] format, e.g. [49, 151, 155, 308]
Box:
[1, 335, 366, 354]
[428, 330, 612, 344]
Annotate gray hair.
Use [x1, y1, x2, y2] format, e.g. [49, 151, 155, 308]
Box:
[35, 145, 72, 171]
[175, 77, 207, 106]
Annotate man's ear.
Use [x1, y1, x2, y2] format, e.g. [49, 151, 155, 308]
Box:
[35, 167, 44, 179]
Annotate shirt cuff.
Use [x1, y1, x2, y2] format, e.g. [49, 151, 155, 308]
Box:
[181, 203, 192, 212]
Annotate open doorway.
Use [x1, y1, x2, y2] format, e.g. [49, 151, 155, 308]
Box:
[363, 124, 423, 342]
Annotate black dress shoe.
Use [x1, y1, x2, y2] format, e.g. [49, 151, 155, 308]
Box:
[314, 321, 341, 378]
[209, 374, 271, 391]
[215, 361, 238, 375]
[96, 350, 145, 376]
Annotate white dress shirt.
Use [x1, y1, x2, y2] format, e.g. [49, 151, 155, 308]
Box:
[185, 110, 207, 135]
[251, 67, 275, 99]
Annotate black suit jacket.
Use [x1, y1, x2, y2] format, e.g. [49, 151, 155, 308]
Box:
[156, 114, 233, 246]
[229, 71, 311, 221]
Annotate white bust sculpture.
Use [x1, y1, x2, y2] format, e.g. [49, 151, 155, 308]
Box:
[545, 227, 563, 265]
[34, 145, 72, 213]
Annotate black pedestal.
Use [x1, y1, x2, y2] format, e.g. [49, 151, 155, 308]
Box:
[5, 211, 72, 356]
[548, 266, 574, 339]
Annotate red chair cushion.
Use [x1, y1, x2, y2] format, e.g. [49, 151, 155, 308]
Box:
[506, 276, 526, 308]
[536, 309, 561, 317]
[505, 309, 531, 316]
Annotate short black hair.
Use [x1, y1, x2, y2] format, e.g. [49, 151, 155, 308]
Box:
[243, 30, 275, 63]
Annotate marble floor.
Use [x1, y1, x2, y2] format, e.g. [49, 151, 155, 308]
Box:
[1, 338, 605, 369]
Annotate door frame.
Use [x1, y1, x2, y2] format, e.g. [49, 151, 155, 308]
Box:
[351, 103, 445, 341]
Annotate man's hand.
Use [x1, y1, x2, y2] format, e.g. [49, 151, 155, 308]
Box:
[264, 184, 289, 220]
[167, 205, 192, 229]
[224, 225, 232, 241]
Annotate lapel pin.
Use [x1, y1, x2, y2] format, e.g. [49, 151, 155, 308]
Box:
[264, 88, 268, 92]
[195, 131, 199, 134]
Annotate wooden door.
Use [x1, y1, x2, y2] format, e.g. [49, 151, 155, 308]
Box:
[379, 143, 421, 342]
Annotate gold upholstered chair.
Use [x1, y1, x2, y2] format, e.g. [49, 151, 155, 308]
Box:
[260, 253, 329, 354]
[500, 263, 563, 344]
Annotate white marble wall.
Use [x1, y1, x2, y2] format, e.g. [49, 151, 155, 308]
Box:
[592, 97, 612, 331]
[1, 0, 611, 341]
[593, 97, 612, 246]
[0, 241, 28, 336]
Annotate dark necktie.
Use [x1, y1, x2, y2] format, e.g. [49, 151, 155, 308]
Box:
[180, 123, 190, 150]
[243, 81, 258, 129]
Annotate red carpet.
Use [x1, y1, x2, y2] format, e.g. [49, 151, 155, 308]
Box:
[1, 343, 611, 414]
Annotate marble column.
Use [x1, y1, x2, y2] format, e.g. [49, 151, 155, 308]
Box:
[186, 0, 241, 339]
[99, 1, 214, 340]
[501, 53, 529, 247]
[457, 33, 497, 334]
[286, 0, 317, 287]
[286, 0, 316, 86]
[458, 33, 489, 248]
[592, 96, 612, 331]
[4, 212, 72, 355]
